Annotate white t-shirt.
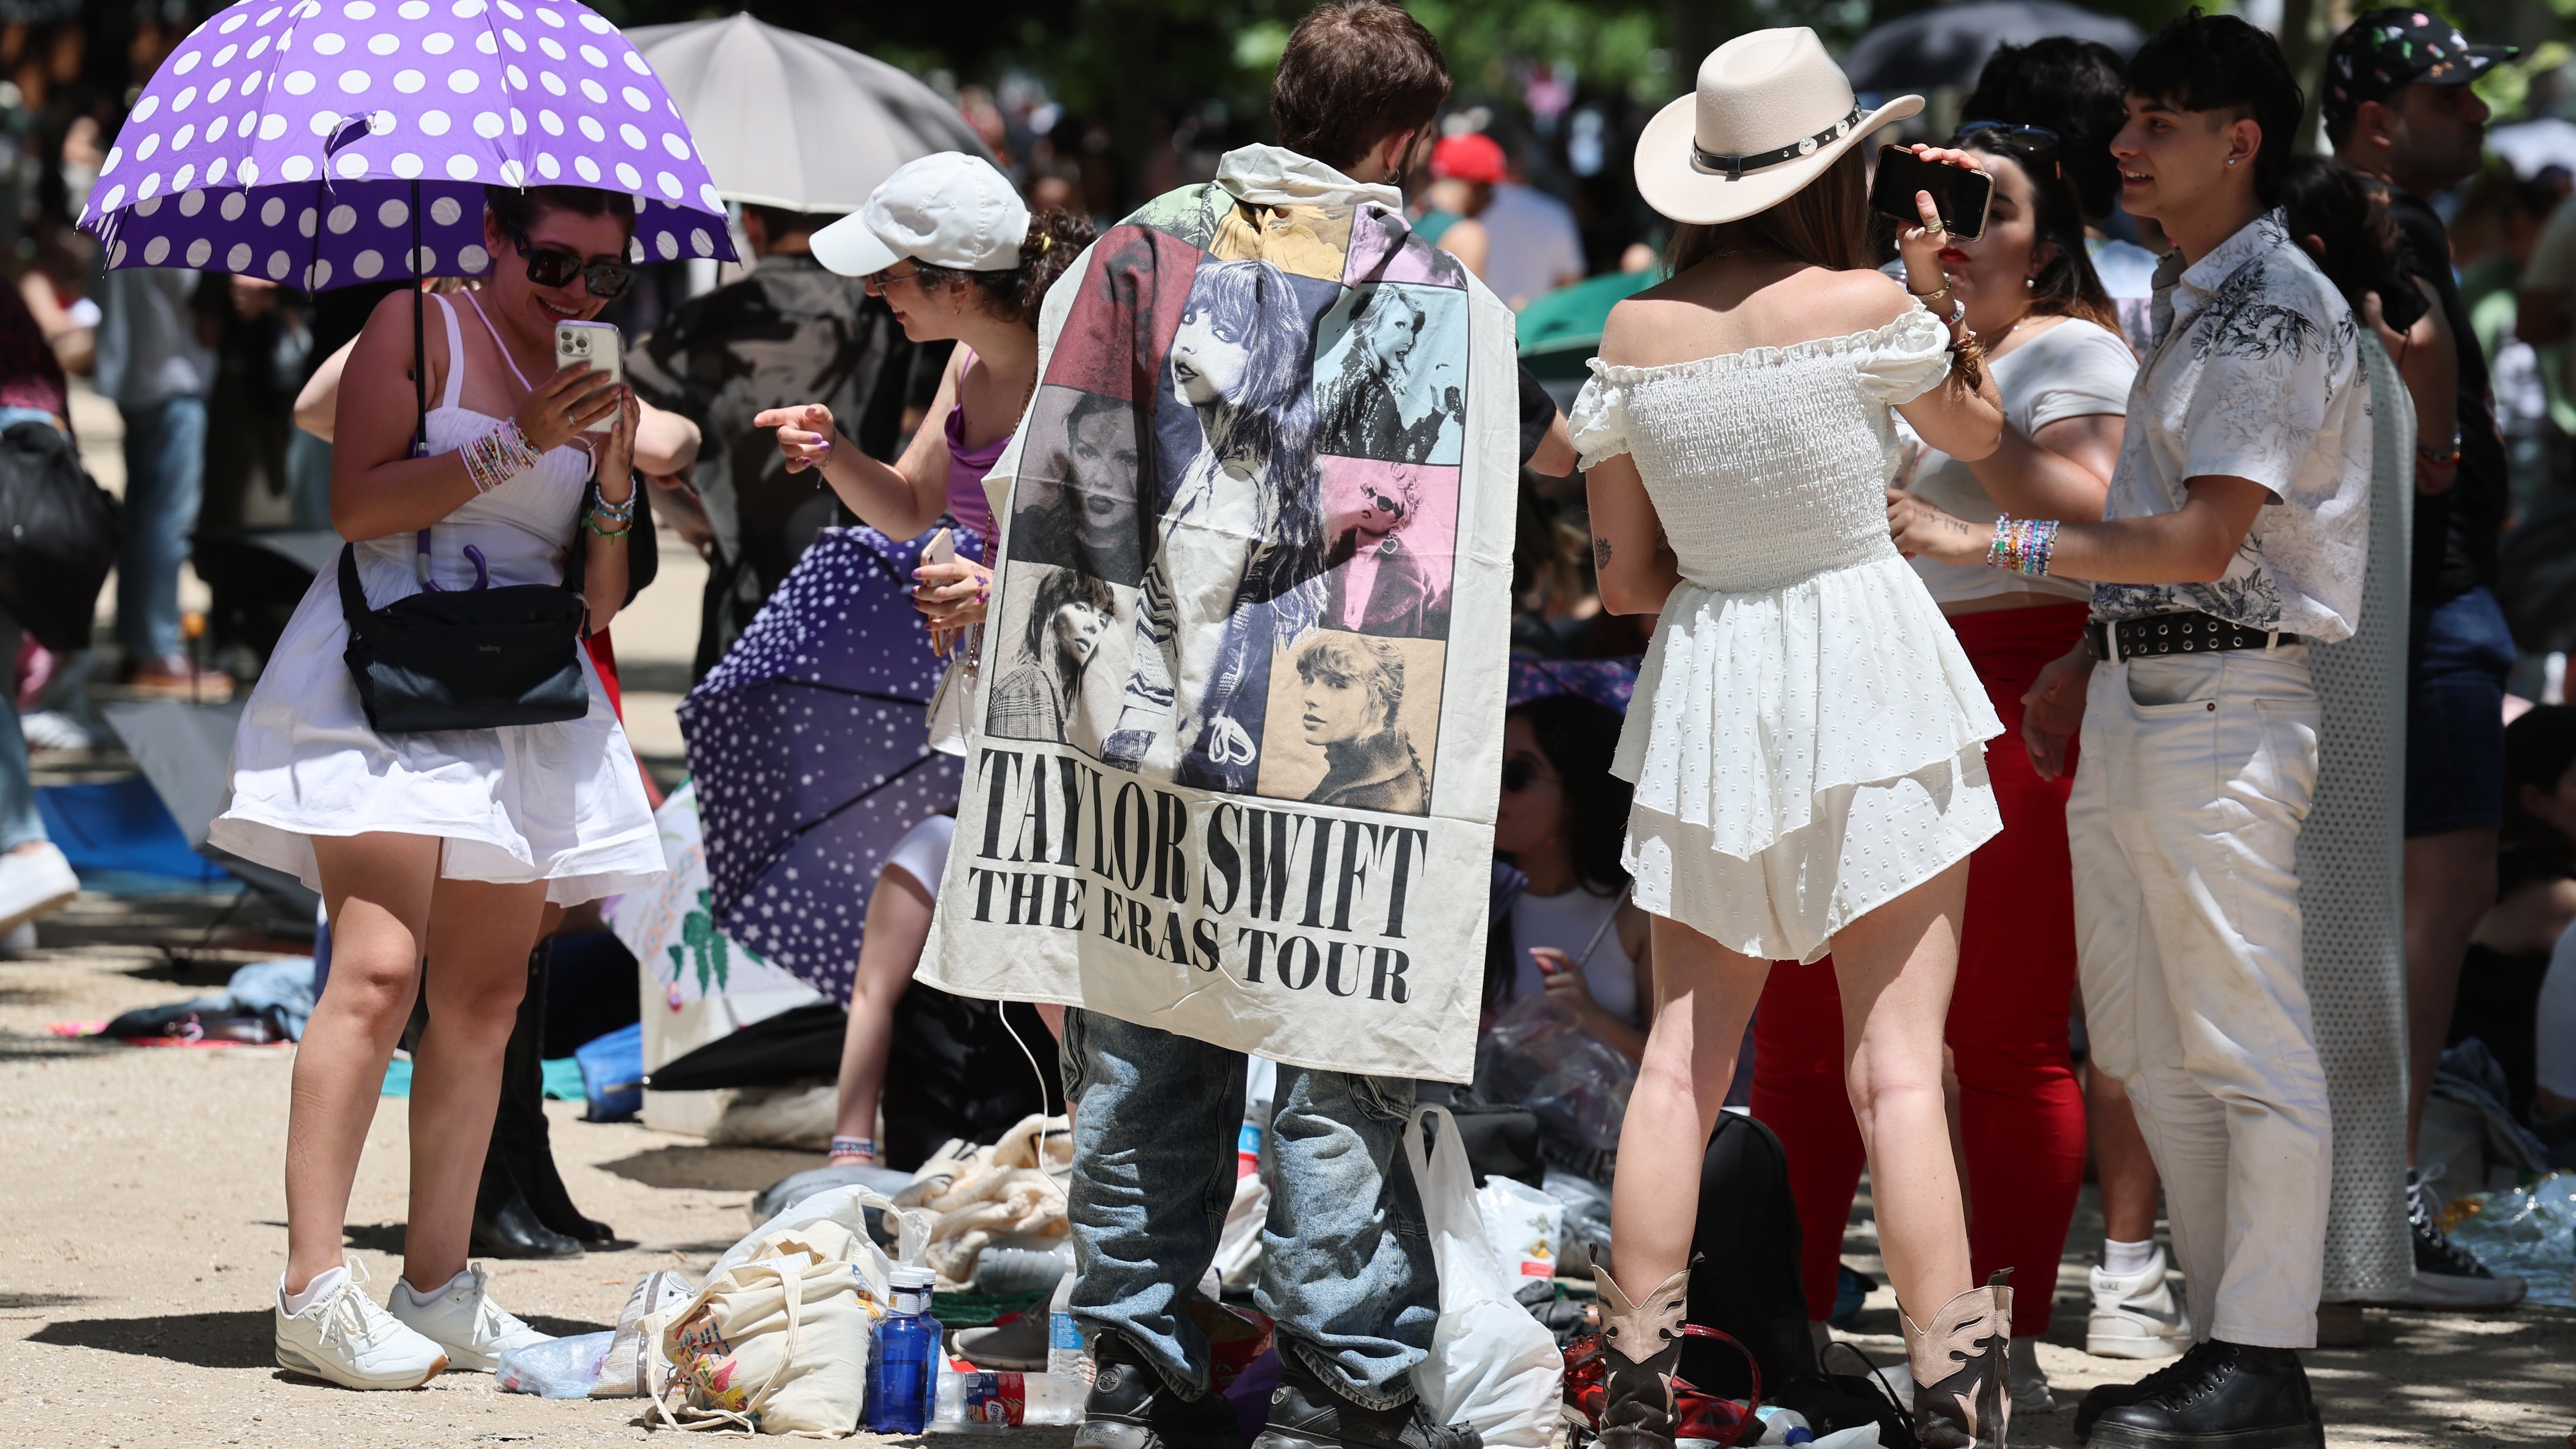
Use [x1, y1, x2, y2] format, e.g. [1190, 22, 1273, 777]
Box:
[1505, 887, 1641, 1026]
[2539, 916, 2576, 1103]
[1907, 316, 2135, 607]
[2092, 211, 2372, 643]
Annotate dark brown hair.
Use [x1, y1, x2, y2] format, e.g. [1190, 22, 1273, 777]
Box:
[1664, 145, 1869, 275]
[2274, 156, 2412, 322]
[483, 184, 635, 239]
[1270, 1, 1451, 171]
[912, 208, 1099, 328]
[1958, 134, 2122, 337]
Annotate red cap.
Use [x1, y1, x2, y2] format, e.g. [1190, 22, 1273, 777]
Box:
[1430, 132, 1506, 184]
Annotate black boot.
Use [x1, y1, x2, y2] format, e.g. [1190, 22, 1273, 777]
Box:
[1072, 1330, 1241, 1449]
[2087, 1340, 2323, 1449]
[1586, 1246, 1689, 1449]
[2075, 1341, 2207, 1443]
[470, 1147, 582, 1259]
[495, 943, 615, 1246]
[1251, 1344, 1480, 1449]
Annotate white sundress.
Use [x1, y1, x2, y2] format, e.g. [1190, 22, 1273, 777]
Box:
[210, 292, 664, 906]
[1569, 303, 2004, 964]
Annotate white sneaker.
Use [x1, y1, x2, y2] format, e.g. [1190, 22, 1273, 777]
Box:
[2006, 1333, 2056, 1414]
[19, 710, 94, 752]
[2087, 1245, 2193, 1359]
[275, 1259, 451, 1389]
[0, 842, 78, 936]
[384, 1263, 552, 1371]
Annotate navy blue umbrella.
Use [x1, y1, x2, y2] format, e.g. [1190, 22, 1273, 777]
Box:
[680, 525, 978, 1004]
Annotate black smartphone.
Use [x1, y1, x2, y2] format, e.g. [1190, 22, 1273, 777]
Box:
[1869, 146, 1995, 241]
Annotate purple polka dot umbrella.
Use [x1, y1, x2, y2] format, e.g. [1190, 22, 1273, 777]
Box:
[77, 0, 737, 288]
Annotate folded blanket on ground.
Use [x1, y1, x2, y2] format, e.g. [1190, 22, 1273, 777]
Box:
[894, 1113, 1072, 1287]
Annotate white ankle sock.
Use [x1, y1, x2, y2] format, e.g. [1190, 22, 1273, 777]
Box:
[282, 1266, 346, 1316]
[2102, 1237, 2158, 1277]
[400, 1268, 472, 1307]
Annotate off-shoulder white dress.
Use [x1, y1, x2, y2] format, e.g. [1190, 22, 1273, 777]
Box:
[1569, 304, 2003, 963]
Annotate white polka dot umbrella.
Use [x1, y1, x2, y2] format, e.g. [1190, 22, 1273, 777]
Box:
[77, 0, 737, 287]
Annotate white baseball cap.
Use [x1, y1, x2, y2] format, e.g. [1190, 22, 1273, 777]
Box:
[812, 152, 1033, 278]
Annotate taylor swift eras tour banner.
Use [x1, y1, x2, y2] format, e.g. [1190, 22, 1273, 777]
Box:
[920, 150, 1518, 1082]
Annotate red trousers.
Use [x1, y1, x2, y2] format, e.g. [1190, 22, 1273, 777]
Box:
[1747, 602, 2089, 1336]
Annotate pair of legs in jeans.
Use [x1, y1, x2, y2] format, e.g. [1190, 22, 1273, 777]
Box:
[116, 394, 207, 666]
[1059, 1007, 1435, 1427]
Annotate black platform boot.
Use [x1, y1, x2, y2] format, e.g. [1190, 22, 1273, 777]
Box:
[494, 942, 614, 1246]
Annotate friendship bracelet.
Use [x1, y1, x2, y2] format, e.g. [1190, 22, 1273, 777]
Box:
[829, 1135, 878, 1161]
[591, 490, 637, 523]
[1985, 514, 2061, 577]
[461, 420, 541, 495]
[582, 512, 633, 539]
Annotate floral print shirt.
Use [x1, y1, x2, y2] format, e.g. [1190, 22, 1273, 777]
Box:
[2092, 210, 2374, 643]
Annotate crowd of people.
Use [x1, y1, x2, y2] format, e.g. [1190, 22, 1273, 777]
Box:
[12, 0, 2562, 1445]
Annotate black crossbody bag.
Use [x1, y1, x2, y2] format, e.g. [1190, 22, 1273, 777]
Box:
[339, 281, 590, 733]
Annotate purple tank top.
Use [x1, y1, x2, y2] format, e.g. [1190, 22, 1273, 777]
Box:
[941, 403, 1004, 550]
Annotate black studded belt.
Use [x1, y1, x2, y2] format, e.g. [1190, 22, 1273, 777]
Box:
[2085, 610, 2302, 662]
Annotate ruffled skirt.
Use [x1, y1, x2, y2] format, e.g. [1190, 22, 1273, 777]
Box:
[1617, 553, 2004, 963]
[209, 567, 665, 907]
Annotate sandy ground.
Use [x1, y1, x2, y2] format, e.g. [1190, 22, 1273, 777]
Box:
[2, 898, 2568, 1447]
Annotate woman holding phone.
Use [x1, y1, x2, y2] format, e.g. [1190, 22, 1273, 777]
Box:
[1574, 30, 2015, 1449]
[758, 152, 1093, 1172]
[1758, 119, 2132, 1416]
[212, 184, 663, 1390]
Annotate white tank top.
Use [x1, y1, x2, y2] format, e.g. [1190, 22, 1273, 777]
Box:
[1506, 887, 1641, 1026]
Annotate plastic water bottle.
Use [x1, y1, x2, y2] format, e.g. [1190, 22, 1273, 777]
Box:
[933, 1368, 1087, 1431]
[1046, 1265, 1090, 1385]
[868, 1267, 940, 1434]
[1755, 1406, 1813, 1446]
[976, 1239, 1072, 1297]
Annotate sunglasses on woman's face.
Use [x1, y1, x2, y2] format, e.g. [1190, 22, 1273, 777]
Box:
[1953, 121, 2060, 155]
[1501, 757, 1556, 793]
[1366, 490, 1408, 517]
[512, 229, 633, 300]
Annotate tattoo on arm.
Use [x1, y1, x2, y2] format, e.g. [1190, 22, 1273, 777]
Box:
[1593, 536, 1612, 570]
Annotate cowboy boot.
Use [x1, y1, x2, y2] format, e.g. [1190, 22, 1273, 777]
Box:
[1904, 1268, 2013, 1449]
[1591, 1246, 1692, 1449]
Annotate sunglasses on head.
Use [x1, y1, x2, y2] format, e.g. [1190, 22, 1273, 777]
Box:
[511, 229, 634, 300]
[1953, 121, 2061, 155]
[1501, 757, 1553, 793]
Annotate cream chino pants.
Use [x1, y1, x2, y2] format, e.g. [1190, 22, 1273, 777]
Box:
[2069, 645, 2332, 1349]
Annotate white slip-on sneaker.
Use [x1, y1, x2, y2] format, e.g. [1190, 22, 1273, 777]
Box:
[0, 842, 79, 937]
[275, 1259, 451, 1390]
[384, 1263, 553, 1371]
[2087, 1245, 2193, 1359]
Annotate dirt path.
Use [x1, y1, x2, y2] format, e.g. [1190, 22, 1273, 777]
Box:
[1, 898, 2566, 1446]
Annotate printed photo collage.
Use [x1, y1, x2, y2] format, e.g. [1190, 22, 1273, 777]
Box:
[987, 201, 1473, 815]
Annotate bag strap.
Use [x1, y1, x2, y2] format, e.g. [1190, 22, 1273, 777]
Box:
[337, 544, 374, 642]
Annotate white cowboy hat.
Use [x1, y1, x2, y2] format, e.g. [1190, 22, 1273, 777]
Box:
[1636, 28, 1923, 226]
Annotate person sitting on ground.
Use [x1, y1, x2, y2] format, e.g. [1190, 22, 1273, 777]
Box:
[2448, 706, 2576, 1124]
[1487, 692, 1650, 1061]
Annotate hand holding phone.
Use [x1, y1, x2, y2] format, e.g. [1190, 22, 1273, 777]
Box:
[1868, 145, 1994, 241]
[919, 527, 958, 658]
[554, 320, 623, 435]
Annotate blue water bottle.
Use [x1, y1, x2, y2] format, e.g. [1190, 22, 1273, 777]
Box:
[867, 1267, 940, 1434]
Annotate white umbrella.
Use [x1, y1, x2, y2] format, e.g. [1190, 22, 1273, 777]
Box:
[623, 12, 994, 215]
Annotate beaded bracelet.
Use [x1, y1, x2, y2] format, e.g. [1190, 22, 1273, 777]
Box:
[829, 1135, 878, 1162]
[461, 420, 541, 495]
[1986, 513, 2061, 577]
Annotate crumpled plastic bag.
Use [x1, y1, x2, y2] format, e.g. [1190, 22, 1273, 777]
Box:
[497, 1331, 613, 1397]
[2445, 1171, 2576, 1308]
[1475, 996, 1635, 1180]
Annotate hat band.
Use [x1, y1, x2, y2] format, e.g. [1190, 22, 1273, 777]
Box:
[1691, 104, 1866, 180]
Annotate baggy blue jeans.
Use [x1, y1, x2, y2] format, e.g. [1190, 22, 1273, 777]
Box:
[1060, 1008, 1436, 1409]
[116, 395, 208, 663]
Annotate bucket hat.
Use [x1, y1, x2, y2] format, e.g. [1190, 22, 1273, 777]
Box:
[1635, 28, 1922, 226]
[811, 151, 1031, 278]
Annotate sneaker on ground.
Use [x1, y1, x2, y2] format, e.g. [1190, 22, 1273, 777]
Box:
[2086, 1339, 2323, 1449]
[2006, 1333, 2055, 1416]
[274, 1258, 450, 1390]
[0, 842, 80, 937]
[1074, 1331, 1243, 1449]
[18, 710, 94, 752]
[1251, 1349, 1481, 1449]
[955, 1310, 1049, 1371]
[383, 1262, 551, 1371]
[2403, 1170, 2527, 1309]
[2086, 1243, 2193, 1359]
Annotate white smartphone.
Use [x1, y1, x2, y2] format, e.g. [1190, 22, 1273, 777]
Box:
[554, 319, 622, 434]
